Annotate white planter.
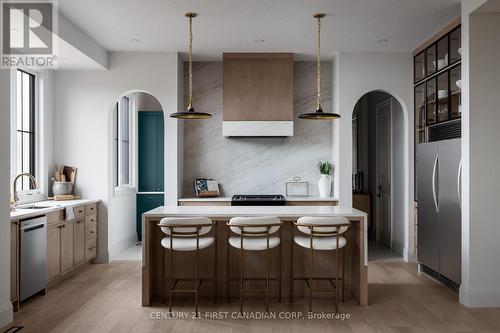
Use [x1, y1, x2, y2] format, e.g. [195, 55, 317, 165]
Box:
[318, 174, 331, 198]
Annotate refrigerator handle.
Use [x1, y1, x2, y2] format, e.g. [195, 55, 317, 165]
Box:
[457, 159, 462, 209]
[432, 153, 439, 213]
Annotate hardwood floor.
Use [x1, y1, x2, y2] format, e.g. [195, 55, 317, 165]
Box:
[8, 261, 500, 333]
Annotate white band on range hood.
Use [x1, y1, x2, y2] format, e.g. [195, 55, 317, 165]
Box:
[222, 121, 294, 137]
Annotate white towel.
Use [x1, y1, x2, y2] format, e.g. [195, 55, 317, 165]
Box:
[66, 206, 75, 221]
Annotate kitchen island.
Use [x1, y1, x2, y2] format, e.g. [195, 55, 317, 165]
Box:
[142, 205, 368, 306]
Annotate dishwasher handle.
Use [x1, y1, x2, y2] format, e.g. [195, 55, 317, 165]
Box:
[22, 223, 45, 233]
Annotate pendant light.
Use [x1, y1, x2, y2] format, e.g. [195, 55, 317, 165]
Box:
[299, 13, 340, 120]
[170, 13, 212, 119]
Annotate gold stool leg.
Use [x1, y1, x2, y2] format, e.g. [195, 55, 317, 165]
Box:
[290, 229, 294, 303]
[161, 248, 165, 304]
[240, 235, 244, 315]
[335, 233, 340, 313]
[266, 235, 270, 313]
[214, 223, 218, 304]
[168, 247, 173, 312]
[309, 234, 314, 313]
[342, 247, 346, 303]
[278, 232, 282, 303]
[227, 227, 230, 303]
[195, 242, 200, 317]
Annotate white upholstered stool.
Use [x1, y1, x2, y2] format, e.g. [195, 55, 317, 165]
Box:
[227, 216, 282, 313]
[291, 216, 350, 313]
[159, 217, 217, 314]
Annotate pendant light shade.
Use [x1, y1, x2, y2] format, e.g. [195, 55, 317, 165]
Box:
[298, 13, 340, 120]
[170, 13, 212, 120]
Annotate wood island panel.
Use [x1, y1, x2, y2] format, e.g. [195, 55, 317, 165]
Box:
[142, 207, 367, 307]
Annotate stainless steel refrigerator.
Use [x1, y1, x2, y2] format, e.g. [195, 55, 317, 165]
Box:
[417, 138, 461, 287]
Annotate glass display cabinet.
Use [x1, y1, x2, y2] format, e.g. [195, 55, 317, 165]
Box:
[414, 25, 461, 144]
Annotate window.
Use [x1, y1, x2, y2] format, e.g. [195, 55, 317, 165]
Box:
[15, 69, 36, 190]
[115, 96, 132, 188]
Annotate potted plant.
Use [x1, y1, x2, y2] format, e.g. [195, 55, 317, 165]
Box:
[317, 161, 333, 198]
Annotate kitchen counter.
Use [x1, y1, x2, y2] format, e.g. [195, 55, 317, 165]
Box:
[141, 205, 367, 306]
[10, 199, 100, 221]
[178, 196, 339, 208]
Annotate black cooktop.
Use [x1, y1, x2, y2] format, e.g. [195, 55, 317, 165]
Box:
[231, 195, 286, 206]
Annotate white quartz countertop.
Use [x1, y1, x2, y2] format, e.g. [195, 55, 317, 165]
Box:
[10, 199, 100, 221]
[144, 205, 365, 218]
[178, 196, 339, 202]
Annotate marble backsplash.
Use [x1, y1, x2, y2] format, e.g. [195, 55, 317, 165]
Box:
[183, 61, 333, 197]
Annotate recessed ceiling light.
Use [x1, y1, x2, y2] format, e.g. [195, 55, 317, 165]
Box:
[254, 39, 265, 43]
[130, 38, 141, 43]
[377, 38, 388, 43]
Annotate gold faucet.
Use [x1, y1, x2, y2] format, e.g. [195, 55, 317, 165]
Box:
[12, 173, 37, 206]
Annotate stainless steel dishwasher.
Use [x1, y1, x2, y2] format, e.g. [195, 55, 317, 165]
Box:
[20, 215, 47, 301]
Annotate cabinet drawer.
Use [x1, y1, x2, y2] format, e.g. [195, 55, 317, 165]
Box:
[85, 238, 97, 260]
[85, 224, 97, 240]
[73, 205, 85, 219]
[85, 203, 97, 215]
[85, 214, 97, 226]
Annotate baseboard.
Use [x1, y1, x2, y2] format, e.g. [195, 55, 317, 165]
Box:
[460, 288, 500, 307]
[0, 301, 13, 329]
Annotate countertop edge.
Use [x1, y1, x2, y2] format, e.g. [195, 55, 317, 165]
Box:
[10, 199, 101, 222]
[178, 196, 340, 202]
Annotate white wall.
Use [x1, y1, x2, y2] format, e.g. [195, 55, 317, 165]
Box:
[391, 99, 405, 255]
[53, 52, 183, 261]
[460, 0, 500, 307]
[0, 69, 13, 329]
[39, 70, 54, 196]
[137, 93, 162, 111]
[334, 51, 414, 259]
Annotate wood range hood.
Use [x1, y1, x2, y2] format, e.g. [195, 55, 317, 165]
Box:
[223, 53, 294, 137]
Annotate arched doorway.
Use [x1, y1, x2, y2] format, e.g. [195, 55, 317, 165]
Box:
[107, 91, 164, 261]
[352, 91, 406, 261]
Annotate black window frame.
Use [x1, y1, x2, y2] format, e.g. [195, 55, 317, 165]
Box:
[16, 69, 36, 190]
[115, 96, 131, 188]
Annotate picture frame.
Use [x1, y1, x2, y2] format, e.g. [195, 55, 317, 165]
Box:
[193, 178, 220, 198]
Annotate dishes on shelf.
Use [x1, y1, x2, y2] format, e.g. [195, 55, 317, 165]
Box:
[455, 79, 462, 89]
[434, 54, 449, 70]
[438, 90, 448, 99]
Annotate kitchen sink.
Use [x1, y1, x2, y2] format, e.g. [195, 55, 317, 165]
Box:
[16, 204, 60, 210]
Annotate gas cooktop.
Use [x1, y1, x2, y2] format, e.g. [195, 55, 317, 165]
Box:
[231, 195, 286, 206]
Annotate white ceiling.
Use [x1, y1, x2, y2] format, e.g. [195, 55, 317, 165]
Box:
[58, 0, 460, 60]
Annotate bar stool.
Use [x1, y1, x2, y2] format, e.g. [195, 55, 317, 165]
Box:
[290, 216, 350, 313]
[227, 216, 282, 313]
[158, 217, 217, 314]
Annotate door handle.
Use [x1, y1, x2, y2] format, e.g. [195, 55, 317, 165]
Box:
[457, 159, 462, 209]
[432, 153, 439, 213]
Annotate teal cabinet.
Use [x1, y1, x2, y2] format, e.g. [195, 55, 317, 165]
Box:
[136, 194, 164, 241]
[138, 112, 164, 192]
[137, 111, 164, 241]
